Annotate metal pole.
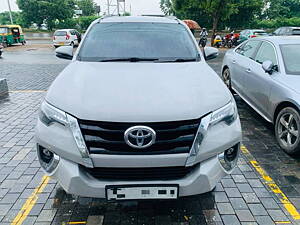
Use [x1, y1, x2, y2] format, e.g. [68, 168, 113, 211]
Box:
[107, 0, 110, 15]
[7, 0, 13, 24]
[117, 0, 120, 16]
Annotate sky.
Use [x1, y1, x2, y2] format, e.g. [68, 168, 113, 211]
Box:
[0, 0, 163, 15]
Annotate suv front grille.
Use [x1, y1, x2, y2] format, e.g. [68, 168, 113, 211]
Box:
[78, 119, 201, 155]
[82, 164, 199, 180]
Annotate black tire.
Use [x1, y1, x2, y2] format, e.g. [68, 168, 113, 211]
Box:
[222, 68, 232, 91]
[275, 107, 300, 156]
[70, 42, 74, 48]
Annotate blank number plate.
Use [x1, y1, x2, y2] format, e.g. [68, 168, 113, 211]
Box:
[106, 185, 178, 200]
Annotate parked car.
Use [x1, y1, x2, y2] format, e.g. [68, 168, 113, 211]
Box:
[53, 29, 81, 48]
[239, 29, 268, 43]
[222, 36, 300, 155]
[273, 27, 300, 36]
[36, 16, 242, 200]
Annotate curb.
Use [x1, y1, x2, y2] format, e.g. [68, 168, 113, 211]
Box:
[0, 78, 9, 97]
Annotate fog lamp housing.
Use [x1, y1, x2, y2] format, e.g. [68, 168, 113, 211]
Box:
[37, 145, 60, 174]
[218, 144, 239, 172]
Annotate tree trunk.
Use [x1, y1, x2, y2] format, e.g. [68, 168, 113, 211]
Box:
[211, 17, 219, 46]
[211, 0, 223, 46]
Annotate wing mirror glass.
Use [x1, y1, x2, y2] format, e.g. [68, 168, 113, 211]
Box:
[262, 60, 274, 74]
[204, 47, 219, 60]
[55, 46, 73, 60]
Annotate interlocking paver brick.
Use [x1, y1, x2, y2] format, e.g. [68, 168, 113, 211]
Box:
[217, 203, 235, 215]
[225, 188, 242, 198]
[248, 204, 268, 216]
[221, 215, 240, 225]
[229, 198, 248, 210]
[235, 210, 255, 222]
[254, 216, 275, 225]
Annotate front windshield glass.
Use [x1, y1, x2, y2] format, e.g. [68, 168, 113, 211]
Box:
[78, 22, 199, 62]
[0, 28, 8, 34]
[280, 44, 300, 75]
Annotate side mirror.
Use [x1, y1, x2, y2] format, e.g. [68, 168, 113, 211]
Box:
[262, 60, 274, 74]
[204, 47, 219, 60]
[55, 46, 73, 60]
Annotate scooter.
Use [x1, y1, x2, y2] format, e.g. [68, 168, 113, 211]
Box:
[199, 35, 207, 48]
[213, 35, 222, 48]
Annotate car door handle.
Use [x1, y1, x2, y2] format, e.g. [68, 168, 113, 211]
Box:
[246, 68, 251, 73]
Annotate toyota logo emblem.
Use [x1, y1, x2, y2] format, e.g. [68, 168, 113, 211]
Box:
[124, 126, 156, 149]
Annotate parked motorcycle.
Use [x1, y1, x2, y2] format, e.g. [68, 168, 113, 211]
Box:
[223, 32, 240, 48]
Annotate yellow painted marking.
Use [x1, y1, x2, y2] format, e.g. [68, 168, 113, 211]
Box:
[9, 90, 46, 93]
[11, 176, 50, 225]
[275, 222, 292, 224]
[184, 216, 189, 221]
[241, 145, 300, 221]
[68, 222, 87, 224]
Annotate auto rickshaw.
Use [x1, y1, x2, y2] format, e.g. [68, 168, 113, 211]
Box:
[0, 25, 26, 47]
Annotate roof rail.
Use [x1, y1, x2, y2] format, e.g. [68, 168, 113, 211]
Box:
[141, 15, 178, 20]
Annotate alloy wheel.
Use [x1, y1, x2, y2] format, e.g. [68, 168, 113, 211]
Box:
[277, 112, 299, 148]
[222, 69, 231, 89]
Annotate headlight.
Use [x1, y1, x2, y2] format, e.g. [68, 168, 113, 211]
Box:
[38, 101, 93, 168]
[210, 100, 237, 126]
[39, 101, 68, 126]
[186, 100, 238, 166]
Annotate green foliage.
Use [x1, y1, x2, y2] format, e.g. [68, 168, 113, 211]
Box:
[160, 0, 175, 15]
[78, 16, 99, 30]
[76, 0, 97, 16]
[224, 0, 264, 29]
[254, 17, 300, 29]
[17, 0, 76, 30]
[265, 0, 300, 19]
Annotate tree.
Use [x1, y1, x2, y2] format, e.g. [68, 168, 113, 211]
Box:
[76, 0, 96, 16]
[264, 0, 300, 19]
[17, 0, 75, 30]
[224, 0, 264, 29]
[163, 0, 238, 43]
[160, 0, 175, 15]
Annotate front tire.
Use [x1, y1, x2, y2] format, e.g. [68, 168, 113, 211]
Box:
[222, 68, 232, 91]
[275, 107, 300, 156]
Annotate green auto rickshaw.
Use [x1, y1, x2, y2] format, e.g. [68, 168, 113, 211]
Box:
[0, 25, 26, 47]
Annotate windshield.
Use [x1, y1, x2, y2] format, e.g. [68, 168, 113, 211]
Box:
[280, 44, 300, 75]
[54, 31, 67, 36]
[78, 22, 199, 62]
[0, 28, 8, 34]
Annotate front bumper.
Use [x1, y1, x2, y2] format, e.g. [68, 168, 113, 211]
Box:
[50, 154, 227, 198]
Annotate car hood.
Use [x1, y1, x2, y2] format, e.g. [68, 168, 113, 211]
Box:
[46, 61, 231, 122]
[276, 75, 300, 94]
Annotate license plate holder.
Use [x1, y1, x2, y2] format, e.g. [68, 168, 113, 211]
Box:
[106, 184, 179, 201]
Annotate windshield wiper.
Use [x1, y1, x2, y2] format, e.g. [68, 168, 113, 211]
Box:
[155, 58, 198, 63]
[99, 57, 158, 62]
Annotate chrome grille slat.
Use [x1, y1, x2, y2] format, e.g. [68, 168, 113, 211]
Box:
[78, 119, 201, 155]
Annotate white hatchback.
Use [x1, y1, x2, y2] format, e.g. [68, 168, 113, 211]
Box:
[53, 29, 81, 48]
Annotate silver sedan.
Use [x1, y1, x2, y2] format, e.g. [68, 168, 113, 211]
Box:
[222, 36, 300, 156]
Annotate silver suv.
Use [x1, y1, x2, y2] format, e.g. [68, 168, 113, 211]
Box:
[35, 16, 242, 200]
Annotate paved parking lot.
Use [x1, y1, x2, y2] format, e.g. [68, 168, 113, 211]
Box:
[0, 43, 299, 225]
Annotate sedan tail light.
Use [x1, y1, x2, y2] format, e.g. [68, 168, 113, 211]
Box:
[66, 34, 70, 40]
[250, 35, 257, 38]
